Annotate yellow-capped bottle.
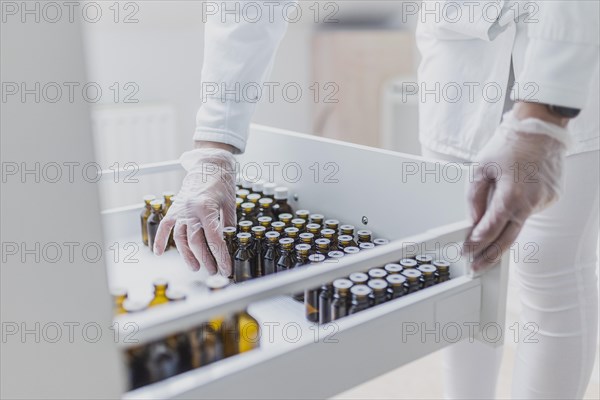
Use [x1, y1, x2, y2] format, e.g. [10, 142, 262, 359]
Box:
[339, 225, 358, 247]
[331, 279, 353, 321]
[149, 279, 170, 307]
[306, 223, 321, 236]
[236, 189, 250, 201]
[386, 274, 407, 299]
[257, 198, 276, 220]
[357, 229, 373, 245]
[246, 193, 261, 206]
[240, 202, 257, 225]
[263, 231, 280, 275]
[295, 209, 310, 221]
[315, 238, 331, 256]
[284, 227, 300, 243]
[309, 214, 325, 226]
[298, 232, 315, 248]
[238, 220, 254, 233]
[251, 226, 266, 278]
[278, 213, 293, 227]
[271, 221, 286, 234]
[433, 260, 451, 283]
[234, 233, 254, 283]
[276, 238, 296, 273]
[337, 235, 354, 251]
[140, 195, 156, 246]
[257, 216, 273, 230]
[223, 227, 238, 263]
[418, 264, 437, 288]
[402, 269, 423, 293]
[147, 200, 163, 250]
[291, 218, 307, 233]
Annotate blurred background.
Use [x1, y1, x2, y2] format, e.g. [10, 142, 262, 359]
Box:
[83, 2, 598, 398]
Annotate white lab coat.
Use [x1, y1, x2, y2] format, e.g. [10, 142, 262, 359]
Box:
[417, 0, 600, 159]
[194, 1, 599, 157]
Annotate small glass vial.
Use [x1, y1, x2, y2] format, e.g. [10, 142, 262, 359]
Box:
[251, 226, 266, 278]
[236, 188, 250, 201]
[368, 268, 388, 280]
[305, 253, 325, 323]
[306, 223, 321, 236]
[284, 227, 300, 243]
[140, 195, 156, 246]
[359, 242, 375, 251]
[315, 238, 331, 256]
[273, 187, 293, 217]
[238, 220, 254, 233]
[162, 191, 175, 213]
[291, 218, 307, 233]
[292, 244, 312, 302]
[309, 214, 325, 225]
[240, 202, 257, 224]
[263, 182, 277, 199]
[415, 254, 434, 265]
[373, 238, 390, 246]
[325, 219, 340, 231]
[149, 279, 170, 307]
[247, 193, 261, 206]
[349, 272, 369, 285]
[331, 278, 353, 321]
[257, 198, 276, 220]
[147, 200, 163, 250]
[418, 264, 437, 288]
[299, 232, 315, 247]
[337, 235, 354, 251]
[384, 263, 403, 275]
[278, 213, 293, 227]
[368, 279, 389, 306]
[433, 260, 451, 283]
[236, 197, 244, 222]
[402, 269, 423, 293]
[271, 221, 286, 234]
[276, 238, 296, 273]
[400, 258, 418, 269]
[111, 288, 128, 315]
[257, 216, 273, 230]
[234, 233, 254, 283]
[348, 285, 372, 315]
[262, 231, 280, 275]
[357, 230, 373, 245]
[223, 227, 238, 263]
[386, 274, 407, 299]
[295, 209, 310, 221]
[319, 283, 333, 324]
[319, 228, 337, 249]
[344, 246, 360, 256]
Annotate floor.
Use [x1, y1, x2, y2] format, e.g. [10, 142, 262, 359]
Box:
[335, 273, 600, 399]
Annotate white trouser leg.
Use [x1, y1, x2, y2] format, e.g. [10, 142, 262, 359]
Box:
[422, 148, 600, 399]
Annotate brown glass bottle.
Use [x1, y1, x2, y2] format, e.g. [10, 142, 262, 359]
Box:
[246, 193, 261, 206]
[240, 202, 257, 225]
[223, 227, 238, 264]
[284, 227, 300, 243]
[147, 200, 163, 250]
[257, 198, 276, 220]
[402, 269, 423, 293]
[306, 223, 321, 236]
[273, 187, 293, 217]
[292, 244, 311, 302]
[233, 233, 254, 283]
[271, 221, 285, 235]
[262, 231, 280, 275]
[315, 238, 331, 256]
[357, 230, 373, 245]
[433, 260, 451, 283]
[278, 213, 293, 227]
[251, 226, 266, 278]
[238, 220, 253, 233]
[386, 274, 407, 299]
[324, 219, 340, 231]
[319, 229, 337, 249]
[331, 278, 353, 321]
[276, 238, 296, 273]
[318, 283, 333, 324]
[418, 264, 437, 288]
[236, 188, 250, 201]
[291, 218, 307, 233]
[305, 253, 325, 323]
[368, 279, 388, 306]
[295, 209, 310, 221]
[257, 216, 273, 230]
[339, 225, 358, 247]
[309, 214, 325, 225]
[299, 232, 315, 248]
[140, 195, 156, 246]
[149, 279, 169, 307]
[337, 235, 354, 251]
[348, 285, 372, 315]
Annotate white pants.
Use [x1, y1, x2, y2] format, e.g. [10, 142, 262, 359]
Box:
[422, 148, 600, 399]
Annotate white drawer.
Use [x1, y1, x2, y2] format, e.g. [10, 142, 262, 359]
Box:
[102, 125, 508, 399]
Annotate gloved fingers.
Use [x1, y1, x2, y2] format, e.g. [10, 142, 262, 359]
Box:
[471, 220, 522, 272]
[187, 222, 218, 275]
[464, 191, 511, 261]
[467, 175, 493, 225]
[222, 198, 237, 229]
[198, 204, 231, 276]
[173, 222, 200, 271]
[153, 216, 176, 256]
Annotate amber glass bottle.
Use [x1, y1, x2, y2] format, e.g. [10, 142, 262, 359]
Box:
[402, 269, 423, 293]
[298, 232, 315, 248]
[233, 233, 254, 283]
[238, 220, 253, 233]
[278, 213, 293, 227]
[306, 223, 321, 236]
[257, 198, 276, 220]
[276, 238, 296, 273]
[291, 218, 307, 233]
[305, 253, 325, 323]
[147, 200, 163, 250]
[271, 221, 286, 235]
[292, 244, 311, 302]
[331, 279, 353, 321]
[315, 238, 331, 256]
[418, 264, 437, 288]
[273, 187, 293, 217]
[348, 285, 372, 315]
[368, 279, 388, 306]
[357, 230, 372, 245]
[295, 209, 310, 221]
[337, 235, 354, 251]
[140, 195, 156, 246]
[319, 228, 337, 249]
[149, 279, 169, 307]
[309, 214, 325, 226]
[240, 202, 257, 225]
[284, 227, 300, 243]
[339, 225, 358, 247]
[386, 274, 407, 299]
[251, 226, 266, 278]
[262, 231, 280, 275]
[433, 260, 451, 283]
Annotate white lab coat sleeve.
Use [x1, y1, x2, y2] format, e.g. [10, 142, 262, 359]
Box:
[193, 2, 291, 153]
[512, 1, 600, 109]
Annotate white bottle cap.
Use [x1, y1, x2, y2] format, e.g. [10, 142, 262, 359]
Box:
[263, 182, 277, 195]
[252, 180, 265, 193]
[274, 187, 289, 200]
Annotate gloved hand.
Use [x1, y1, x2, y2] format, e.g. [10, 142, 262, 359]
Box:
[153, 148, 237, 275]
[464, 110, 569, 273]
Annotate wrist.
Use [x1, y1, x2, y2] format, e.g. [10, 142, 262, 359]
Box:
[513, 102, 569, 128]
[193, 140, 236, 153]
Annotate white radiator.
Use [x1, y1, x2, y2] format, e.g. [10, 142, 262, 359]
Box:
[91, 104, 182, 209]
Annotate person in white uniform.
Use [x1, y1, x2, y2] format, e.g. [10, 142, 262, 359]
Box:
[153, 2, 599, 398]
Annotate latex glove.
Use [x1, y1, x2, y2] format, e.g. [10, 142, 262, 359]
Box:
[464, 110, 569, 273]
[153, 148, 236, 275]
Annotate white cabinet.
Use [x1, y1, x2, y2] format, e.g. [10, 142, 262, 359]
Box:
[103, 125, 508, 399]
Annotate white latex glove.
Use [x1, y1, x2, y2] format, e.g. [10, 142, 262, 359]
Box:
[464, 110, 569, 272]
[153, 148, 236, 275]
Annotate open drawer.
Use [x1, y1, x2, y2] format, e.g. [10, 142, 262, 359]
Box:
[102, 125, 509, 399]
